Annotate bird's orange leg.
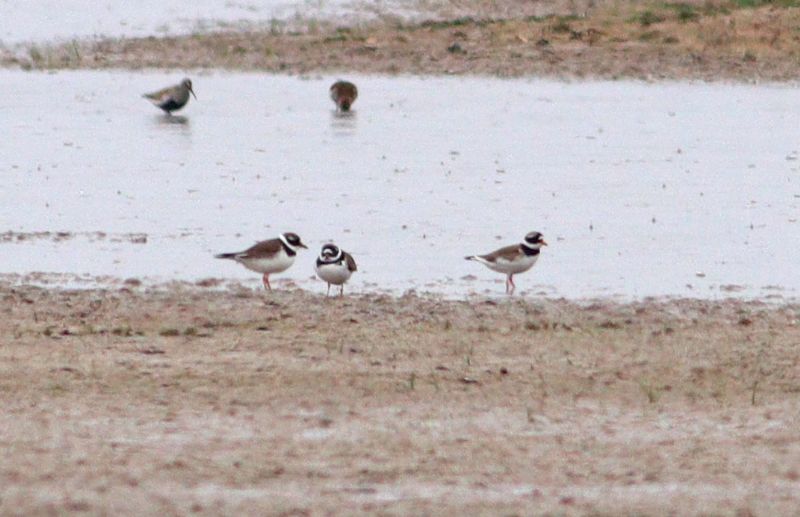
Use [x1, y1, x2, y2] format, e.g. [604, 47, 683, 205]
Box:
[262, 273, 272, 291]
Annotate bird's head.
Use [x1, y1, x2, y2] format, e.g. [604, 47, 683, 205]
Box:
[319, 243, 342, 261]
[182, 78, 197, 99]
[282, 232, 307, 250]
[523, 231, 547, 249]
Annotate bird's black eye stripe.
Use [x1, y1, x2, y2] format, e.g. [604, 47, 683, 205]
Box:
[525, 232, 542, 241]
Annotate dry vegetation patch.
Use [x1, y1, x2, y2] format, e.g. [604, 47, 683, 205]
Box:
[4, 0, 800, 80]
[0, 283, 799, 513]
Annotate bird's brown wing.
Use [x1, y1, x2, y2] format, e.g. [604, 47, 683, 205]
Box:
[143, 84, 176, 102]
[344, 252, 357, 272]
[241, 238, 283, 259]
[330, 81, 357, 100]
[480, 244, 523, 263]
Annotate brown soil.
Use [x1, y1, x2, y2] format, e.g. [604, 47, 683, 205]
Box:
[4, 1, 800, 81]
[1, 282, 799, 514]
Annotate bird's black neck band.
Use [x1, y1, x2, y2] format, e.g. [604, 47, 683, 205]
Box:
[281, 241, 297, 256]
[521, 246, 540, 257]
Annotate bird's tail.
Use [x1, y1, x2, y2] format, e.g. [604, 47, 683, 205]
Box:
[214, 253, 237, 260]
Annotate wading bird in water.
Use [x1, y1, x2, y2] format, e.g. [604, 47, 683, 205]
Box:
[143, 78, 196, 114]
[330, 80, 358, 112]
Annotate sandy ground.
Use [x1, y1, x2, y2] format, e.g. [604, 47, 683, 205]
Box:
[4, 0, 800, 81]
[1, 282, 799, 515]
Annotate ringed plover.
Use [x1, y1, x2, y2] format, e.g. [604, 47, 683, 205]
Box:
[215, 232, 307, 290]
[465, 231, 547, 294]
[315, 243, 357, 296]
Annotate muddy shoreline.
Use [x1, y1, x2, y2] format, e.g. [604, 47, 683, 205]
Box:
[3, 2, 800, 81]
[1, 283, 799, 513]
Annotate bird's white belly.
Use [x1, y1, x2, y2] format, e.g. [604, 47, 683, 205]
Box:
[315, 262, 352, 285]
[485, 255, 538, 275]
[239, 252, 294, 274]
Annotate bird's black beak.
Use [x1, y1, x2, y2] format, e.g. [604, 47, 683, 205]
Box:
[189, 87, 197, 100]
[540, 240, 548, 246]
[298, 242, 308, 249]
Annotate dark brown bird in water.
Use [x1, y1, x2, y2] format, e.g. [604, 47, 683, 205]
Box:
[330, 80, 358, 112]
[143, 78, 196, 114]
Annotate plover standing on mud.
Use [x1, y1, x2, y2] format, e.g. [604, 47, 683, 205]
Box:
[215, 233, 308, 290]
[330, 80, 358, 112]
[143, 78, 196, 114]
[315, 243, 357, 296]
[465, 231, 548, 294]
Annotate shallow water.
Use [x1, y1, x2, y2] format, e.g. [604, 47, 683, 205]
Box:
[1, 71, 798, 299]
[0, 0, 357, 44]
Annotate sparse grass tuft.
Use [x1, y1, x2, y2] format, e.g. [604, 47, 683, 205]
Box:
[732, 0, 800, 7]
[419, 16, 476, 30]
[551, 16, 573, 33]
[638, 379, 663, 404]
[28, 46, 44, 65]
[525, 321, 542, 331]
[112, 326, 133, 336]
[639, 29, 662, 41]
[633, 10, 666, 26]
[672, 3, 700, 22]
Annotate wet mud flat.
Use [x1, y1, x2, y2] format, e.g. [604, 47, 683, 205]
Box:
[1, 283, 799, 514]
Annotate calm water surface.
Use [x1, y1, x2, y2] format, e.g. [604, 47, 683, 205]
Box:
[0, 0, 362, 43]
[1, 71, 798, 299]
